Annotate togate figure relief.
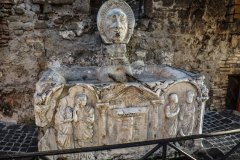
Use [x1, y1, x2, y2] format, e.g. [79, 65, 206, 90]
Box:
[179, 90, 197, 137]
[164, 93, 180, 137]
[55, 88, 75, 149]
[74, 94, 95, 147]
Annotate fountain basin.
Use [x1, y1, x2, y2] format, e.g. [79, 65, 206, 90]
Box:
[34, 65, 208, 159]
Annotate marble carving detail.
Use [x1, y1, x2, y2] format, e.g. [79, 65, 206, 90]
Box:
[34, 73, 209, 159]
[97, 0, 135, 44]
[34, 0, 209, 159]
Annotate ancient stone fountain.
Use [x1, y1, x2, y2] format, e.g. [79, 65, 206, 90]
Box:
[34, 0, 209, 159]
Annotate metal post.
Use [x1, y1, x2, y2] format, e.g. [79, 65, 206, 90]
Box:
[140, 143, 162, 160]
[162, 143, 167, 160]
[168, 143, 197, 160]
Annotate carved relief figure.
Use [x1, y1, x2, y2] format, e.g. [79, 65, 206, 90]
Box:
[105, 8, 128, 44]
[179, 91, 196, 136]
[74, 94, 95, 147]
[34, 85, 63, 127]
[97, 0, 135, 44]
[164, 93, 180, 137]
[55, 89, 75, 150]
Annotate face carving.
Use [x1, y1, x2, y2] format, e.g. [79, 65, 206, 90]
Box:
[105, 8, 128, 43]
[169, 94, 178, 104]
[76, 94, 87, 107]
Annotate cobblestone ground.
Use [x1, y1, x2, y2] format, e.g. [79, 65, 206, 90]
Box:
[201, 110, 240, 160]
[0, 110, 239, 159]
[0, 122, 37, 154]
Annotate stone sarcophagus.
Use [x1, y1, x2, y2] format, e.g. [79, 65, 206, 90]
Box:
[34, 65, 208, 159]
[34, 0, 209, 159]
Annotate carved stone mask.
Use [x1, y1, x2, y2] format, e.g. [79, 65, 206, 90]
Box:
[105, 8, 128, 43]
[97, 0, 135, 44]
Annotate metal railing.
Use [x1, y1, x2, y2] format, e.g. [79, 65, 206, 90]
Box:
[0, 129, 240, 160]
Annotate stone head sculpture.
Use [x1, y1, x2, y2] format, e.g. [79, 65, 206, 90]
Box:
[169, 93, 178, 104]
[97, 0, 135, 44]
[75, 94, 87, 107]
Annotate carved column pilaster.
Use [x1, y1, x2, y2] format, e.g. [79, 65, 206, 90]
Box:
[149, 100, 161, 139]
[96, 102, 109, 145]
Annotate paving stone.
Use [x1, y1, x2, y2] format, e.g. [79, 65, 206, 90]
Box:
[3, 147, 11, 151]
[6, 125, 21, 130]
[27, 147, 37, 152]
[207, 148, 224, 159]
[11, 147, 19, 152]
[0, 124, 6, 129]
[220, 118, 232, 124]
[6, 142, 13, 146]
[19, 147, 28, 152]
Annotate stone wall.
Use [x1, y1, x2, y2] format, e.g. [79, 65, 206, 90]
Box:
[0, 0, 239, 123]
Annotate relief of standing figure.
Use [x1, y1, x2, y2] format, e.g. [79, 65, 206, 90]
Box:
[74, 94, 95, 147]
[164, 93, 180, 137]
[73, 94, 95, 160]
[179, 91, 196, 137]
[55, 89, 75, 150]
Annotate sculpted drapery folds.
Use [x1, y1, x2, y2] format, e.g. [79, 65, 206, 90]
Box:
[73, 94, 95, 147]
[55, 89, 75, 150]
[164, 93, 180, 137]
[179, 91, 196, 136]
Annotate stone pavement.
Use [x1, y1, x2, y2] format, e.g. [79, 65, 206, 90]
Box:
[200, 110, 240, 160]
[0, 122, 38, 154]
[0, 110, 239, 159]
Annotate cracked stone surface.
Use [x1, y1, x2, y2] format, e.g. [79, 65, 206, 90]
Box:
[0, 110, 239, 159]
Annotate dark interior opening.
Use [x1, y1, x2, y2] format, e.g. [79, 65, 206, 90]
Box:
[226, 75, 240, 111]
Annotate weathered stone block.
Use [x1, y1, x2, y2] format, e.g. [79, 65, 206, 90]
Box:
[32, 0, 45, 4]
[31, 4, 41, 13]
[0, 0, 14, 4]
[73, 0, 90, 14]
[22, 22, 34, 31]
[59, 30, 76, 40]
[14, 29, 24, 36]
[43, 4, 52, 13]
[48, 0, 73, 4]
[14, 7, 25, 15]
[175, 0, 191, 8]
[53, 18, 63, 24]
[34, 21, 48, 29]
[162, 0, 174, 7]
[9, 22, 23, 30]
[38, 14, 49, 20]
